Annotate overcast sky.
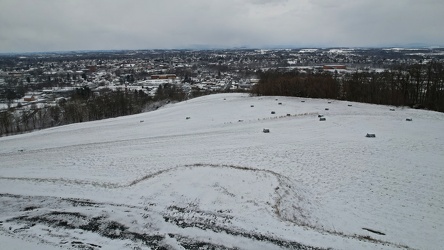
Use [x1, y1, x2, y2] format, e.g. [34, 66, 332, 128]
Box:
[0, 0, 443, 53]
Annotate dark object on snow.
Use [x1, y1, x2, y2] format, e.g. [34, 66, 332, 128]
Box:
[301, 100, 305, 103]
[413, 104, 424, 109]
[328, 101, 331, 104]
[318, 114, 324, 118]
[325, 108, 329, 110]
[319, 117, 326, 121]
[278, 102, 282, 105]
[238, 120, 243, 122]
[275, 99, 278, 101]
[366, 133, 376, 138]
[263, 129, 270, 133]
[287, 114, 291, 116]
[406, 118, 412, 121]
[271, 111, 275, 114]
[348, 104, 352, 107]
[251, 105, 254, 107]
[224, 98, 226, 100]
[390, 108, 395, 111]
[186, 117, 190, 120]
[362, 228, 386, 235]
[140, 120, 144, 123]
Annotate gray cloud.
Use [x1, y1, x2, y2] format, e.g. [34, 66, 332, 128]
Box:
[0, 0, 443, 52]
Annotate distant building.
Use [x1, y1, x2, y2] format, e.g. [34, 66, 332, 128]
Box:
[23, 95, 36, 102]
[8, 72, 23, 77]
[323, 65, 347, 70]
[87, 65, 97, 73]
[151, 74, 176, 80]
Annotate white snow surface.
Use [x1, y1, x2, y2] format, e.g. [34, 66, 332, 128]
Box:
[0, 93, 443, 250]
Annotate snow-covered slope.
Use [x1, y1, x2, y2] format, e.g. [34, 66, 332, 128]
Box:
[1, 93, 443, 249]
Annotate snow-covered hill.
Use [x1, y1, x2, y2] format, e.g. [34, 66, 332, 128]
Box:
[1, 93, 443, 249]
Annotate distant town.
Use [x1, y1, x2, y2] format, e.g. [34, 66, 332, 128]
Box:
[1, 47, 444, 136]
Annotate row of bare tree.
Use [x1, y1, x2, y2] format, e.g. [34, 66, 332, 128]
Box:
[252, 62, 444, 112]
[0, 86, 186, 137]
[251, 71, 338, 99]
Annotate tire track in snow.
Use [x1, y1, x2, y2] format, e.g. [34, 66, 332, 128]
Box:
[0, 163, 315, 226]
[0, 128, 240, 157]
[0, 193, 326, 250]
[0, 163, 415, 249]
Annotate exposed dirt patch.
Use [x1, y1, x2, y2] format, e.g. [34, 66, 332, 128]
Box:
[1, 193, 325, 249]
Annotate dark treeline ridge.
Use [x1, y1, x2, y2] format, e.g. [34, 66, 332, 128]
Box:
[251, 71, 339, 99]
[0, 84, 187, 137]
[251, 62, 444, 112]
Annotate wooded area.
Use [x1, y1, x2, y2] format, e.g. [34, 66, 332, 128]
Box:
[252, 62, 444, 112]
[0, 85, 186, 137]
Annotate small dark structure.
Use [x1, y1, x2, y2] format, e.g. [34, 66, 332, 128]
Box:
[271, 111, 275, 114]
[275, 99, 278, 101]
[140, 120, 144, 123]
[348, 104, 352, 107]
[390, 108, 395, 111]
[319, 117, 326, 121]
[263, 129, 270, 133]
[406, 118, 413, 121]
[287, 114, 291, 116]
[238, 120, 243, 122]
[251, 105, 254, 107]
[318, 114, 324, 118]
[186, 117, 190, 120]
[301, 100, 305, 103]
[362, 228, 386, 236]
[366, 133, 376, 138]
[413, 104, 424, 109]
[328, 101, 331, 104]
[278, 102, 282, 105]
[325, 108, 329, 110]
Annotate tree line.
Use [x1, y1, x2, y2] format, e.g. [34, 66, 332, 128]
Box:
[251, 62, 444, 112]
[0, 85, 186, 137]
[251, 71, 339, 99]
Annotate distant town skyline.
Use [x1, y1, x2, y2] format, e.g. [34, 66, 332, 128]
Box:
[1, 0, 443, 53]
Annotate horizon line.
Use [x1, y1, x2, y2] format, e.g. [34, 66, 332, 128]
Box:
[1, 44, 443, 55]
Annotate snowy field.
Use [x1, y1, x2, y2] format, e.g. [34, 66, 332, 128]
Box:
[0, 93, 443, 249]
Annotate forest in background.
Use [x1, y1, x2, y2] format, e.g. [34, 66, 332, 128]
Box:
[251, 62, 444, 112]
[0, 84, 187, 137]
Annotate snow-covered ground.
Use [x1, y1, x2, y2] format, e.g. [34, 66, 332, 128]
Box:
[1, 93, 443, 249]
